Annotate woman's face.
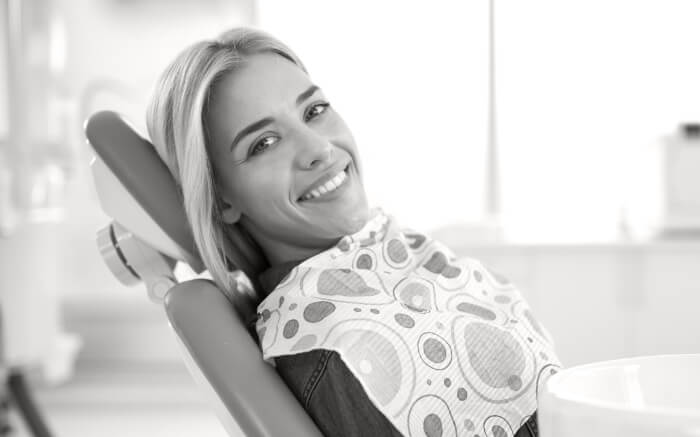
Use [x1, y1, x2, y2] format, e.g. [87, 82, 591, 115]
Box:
[205, 53, 370, 265]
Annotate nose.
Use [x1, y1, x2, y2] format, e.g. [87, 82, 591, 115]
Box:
[294, 125, 333, 170]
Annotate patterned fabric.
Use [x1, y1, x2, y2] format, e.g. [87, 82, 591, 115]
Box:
[256, 207, 562, 437]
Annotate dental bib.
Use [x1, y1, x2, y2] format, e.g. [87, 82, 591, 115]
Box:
[256, 208, 562, 437]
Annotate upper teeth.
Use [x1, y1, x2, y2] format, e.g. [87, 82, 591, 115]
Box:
[301, 169, 348, 201]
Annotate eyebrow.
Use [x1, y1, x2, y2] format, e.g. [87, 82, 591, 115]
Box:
[229, 85, 320, 152]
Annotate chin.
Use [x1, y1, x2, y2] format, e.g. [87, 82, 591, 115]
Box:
[342, 205, 370, 234]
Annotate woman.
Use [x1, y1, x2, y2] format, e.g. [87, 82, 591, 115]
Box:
[147, 27, 558, 437]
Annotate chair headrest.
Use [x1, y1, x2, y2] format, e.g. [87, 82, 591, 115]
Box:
[85, 111, 204, 272]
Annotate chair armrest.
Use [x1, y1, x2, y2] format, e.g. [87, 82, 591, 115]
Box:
[164, 279, 323, 437]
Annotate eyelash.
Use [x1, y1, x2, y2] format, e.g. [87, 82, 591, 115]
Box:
[248, 102, 331, 157]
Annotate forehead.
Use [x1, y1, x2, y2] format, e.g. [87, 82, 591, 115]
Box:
[210, 53, 311, 124]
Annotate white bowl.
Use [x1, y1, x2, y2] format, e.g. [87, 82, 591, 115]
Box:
[539, 354, 700, 437]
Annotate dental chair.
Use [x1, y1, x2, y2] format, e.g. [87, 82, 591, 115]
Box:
[84, 111, 323, 437]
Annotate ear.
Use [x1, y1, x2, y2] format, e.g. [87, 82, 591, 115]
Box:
[221, 200, 242, 224]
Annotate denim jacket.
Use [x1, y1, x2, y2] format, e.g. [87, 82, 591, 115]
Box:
[255, 260, 539, 437]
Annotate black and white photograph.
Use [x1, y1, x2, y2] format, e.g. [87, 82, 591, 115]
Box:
[1, 1, 700, 436]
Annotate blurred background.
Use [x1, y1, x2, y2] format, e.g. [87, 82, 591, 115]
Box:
[1, 0, 699, 436]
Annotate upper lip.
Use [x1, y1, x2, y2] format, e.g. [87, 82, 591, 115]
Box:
[299, 161, 350, 200]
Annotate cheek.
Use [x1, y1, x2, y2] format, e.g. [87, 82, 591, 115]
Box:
[230, 166, 291, 210]
[324, 116, 361, 161]
[329, 114, 355, 141]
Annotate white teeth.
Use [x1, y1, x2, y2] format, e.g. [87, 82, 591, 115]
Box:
[325, 179, 338, 191]
[301, 168, 348, 201]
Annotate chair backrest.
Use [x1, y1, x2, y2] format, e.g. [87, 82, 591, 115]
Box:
[84, 111, 323, 437]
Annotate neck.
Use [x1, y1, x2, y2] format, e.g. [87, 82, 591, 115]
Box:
[239, 220, 341, 267]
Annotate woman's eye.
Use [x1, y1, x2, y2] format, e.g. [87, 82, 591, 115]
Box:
[246, 103, 329, 159]
[250, 135, 278, 156]
[304, 102, 330, 122]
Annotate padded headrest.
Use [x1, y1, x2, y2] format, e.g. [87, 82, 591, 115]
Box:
[85, 111, 204, 272]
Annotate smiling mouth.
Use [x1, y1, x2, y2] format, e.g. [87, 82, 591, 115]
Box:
[298, 164, 350, 202]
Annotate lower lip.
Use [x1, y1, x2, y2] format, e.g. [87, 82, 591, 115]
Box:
[299, 165, 352, 204]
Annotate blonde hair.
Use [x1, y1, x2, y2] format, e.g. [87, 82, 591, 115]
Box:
[146, 27, 307, 305]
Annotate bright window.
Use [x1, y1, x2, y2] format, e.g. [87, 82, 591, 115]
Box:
[498, 0, 700, 242]
[260, 1, 700, 242]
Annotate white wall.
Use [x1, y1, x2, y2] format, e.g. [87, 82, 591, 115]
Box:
[51, 0, 255, 153]
[0, 3, 7, 138]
